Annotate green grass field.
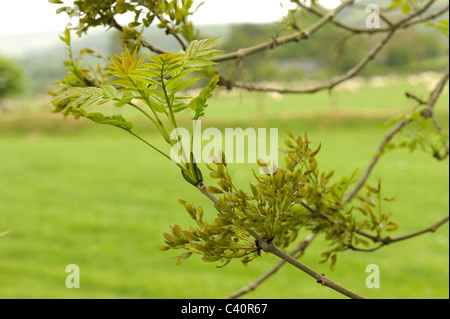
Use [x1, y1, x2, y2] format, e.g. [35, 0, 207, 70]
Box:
[0, 75, 448, 298]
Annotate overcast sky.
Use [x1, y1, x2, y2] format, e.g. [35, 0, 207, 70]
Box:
[0, 0, 341, 36]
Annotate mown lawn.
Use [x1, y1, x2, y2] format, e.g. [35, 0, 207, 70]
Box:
[0, 77, 448, 298]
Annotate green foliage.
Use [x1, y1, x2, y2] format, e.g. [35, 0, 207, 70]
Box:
[381, 109, 449, 158]
[50, 85, 134, 131]
[50, 0, 201, 46]
[49, 28, 109, 101]
[47, 0, 442, 285]
[188, 73, 220, 120]
[389, 0, 425, 14]
[50, 33, 222, 185]
[0, 56, 24, 99]
[160, 133, 398, 269]
[427, 19, 449, 38]
[106, 37, 221, 129]
[390, 1, 448, 38]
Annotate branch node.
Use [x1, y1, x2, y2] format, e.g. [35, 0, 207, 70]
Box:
[420, 108, 433, 119]
[316, 273, 326, 285]
[382, 236, 392, 245]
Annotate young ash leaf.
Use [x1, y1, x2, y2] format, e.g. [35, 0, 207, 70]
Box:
[189, 74, 220, 120]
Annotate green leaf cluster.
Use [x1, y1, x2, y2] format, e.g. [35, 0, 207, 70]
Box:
[388, 0, 424, 15]
[107, 38, 221, 124]
[160, 133, 398, 269]
[380, 109, 449, 159]
[49, 0, 202, 44]
[427, 19, 449, 38]
[49, 28, 108, 102]
[51, 36, 222, 185]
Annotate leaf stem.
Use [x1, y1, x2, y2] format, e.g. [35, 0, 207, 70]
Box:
[264, 238, 366, 299]
[161, 72, 178, 131]
[124, 129, 170, 161]
[125, 75, 169, 139]
[127, 100, 171, 143]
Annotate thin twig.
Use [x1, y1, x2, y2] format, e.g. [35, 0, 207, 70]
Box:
[110, 17, 168, 54]
[383, 215, 449, 244]
[221, 28, 396, 94]
[426, 66, 450, 159]
[247, 230, 366, 299]
[427, 65, 449, 110]
[227, 233, 317, 299]
[298, 198, 449, 252]
[300, 201, 380, 242]
[298, 0, 445, 35]
[349, 215, 449, 252]
[209, 0, 356, 63]
[344, 117, 411, 203]
[196, 181, 220, 205]
[218, 0, 446, 94]
[170, 30, 188, 50]
[251, 214, 448, 297]
[196, 185, 366, 299]
[405, 92, 427, 105]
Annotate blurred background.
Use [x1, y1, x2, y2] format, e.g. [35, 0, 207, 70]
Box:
[0, 0, 448, 298]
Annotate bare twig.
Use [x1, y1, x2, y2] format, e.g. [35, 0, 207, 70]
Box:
[166, 28, 188, 50]
[427, 65, 449, 110]
[209, 0, 356, 63]
[350, 215, 449, 251]
[195, 185, 366, 299]
[217, 0, 447, 94]
[196, 182, 219, 205]
[298, 0, 446, 34]
[247, 230, 366, 299]
[227, 233, 317, 299]
[379, 12, 394, 27]
[110, 17, 168, 54]
[382, 215, 449, 243]
[426, 66, 450, 159]
[344, 117, 411, 203]
[405, 92, 427, 105]
[224, 28, 395, 94]
[140, 38, 169, 55]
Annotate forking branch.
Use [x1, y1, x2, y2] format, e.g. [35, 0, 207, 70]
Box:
[217, 0, 447, 94]
[218, 64, 449, 299]
[345, 65, 449, 202]
[226, 233, 317, 299]
[193, 184, 367, 299]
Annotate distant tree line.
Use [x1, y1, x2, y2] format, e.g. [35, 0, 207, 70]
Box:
[0, 55, 24, 99]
